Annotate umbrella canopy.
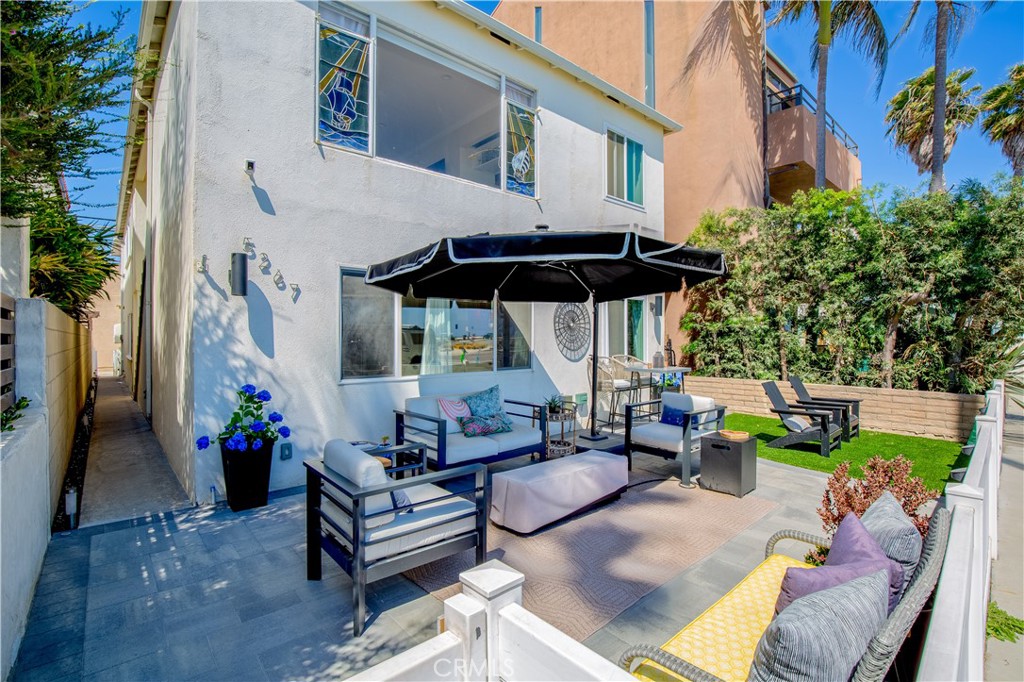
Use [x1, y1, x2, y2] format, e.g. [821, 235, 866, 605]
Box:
[365, 229, 726, 440]
[365, 230, 726, 303]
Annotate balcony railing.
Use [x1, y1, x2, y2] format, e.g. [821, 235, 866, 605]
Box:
[768, 84, 859, 157]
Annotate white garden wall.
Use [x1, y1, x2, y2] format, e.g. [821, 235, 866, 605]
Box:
[0, 409, 50, 682]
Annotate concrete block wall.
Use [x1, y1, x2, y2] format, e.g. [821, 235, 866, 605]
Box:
[686, 376, 984, 441]
[15, 299, 92, 516]
[0, 409, 51, 681]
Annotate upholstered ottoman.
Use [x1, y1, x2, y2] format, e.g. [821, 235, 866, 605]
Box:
[489, 450, 628, 533]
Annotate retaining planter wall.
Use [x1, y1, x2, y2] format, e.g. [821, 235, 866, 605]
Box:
[685, 376, 983, 441]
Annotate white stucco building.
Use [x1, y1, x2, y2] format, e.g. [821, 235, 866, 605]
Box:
[116, 0, 679, 502]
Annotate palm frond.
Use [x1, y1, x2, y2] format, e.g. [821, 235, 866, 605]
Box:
[981, 64, 1024, 175]
[832, 0, 889, 95]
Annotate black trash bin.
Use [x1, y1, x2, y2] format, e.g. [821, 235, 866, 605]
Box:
[699, 433, 757, 498]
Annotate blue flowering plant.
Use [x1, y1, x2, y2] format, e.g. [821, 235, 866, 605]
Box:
[196, 384, 291, 453]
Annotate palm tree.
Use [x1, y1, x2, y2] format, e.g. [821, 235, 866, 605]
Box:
[980, 64, 1024, 177]
[896, 1, 993, 192]
[769, 1, 888, 189]
[885, 67, 980, 175]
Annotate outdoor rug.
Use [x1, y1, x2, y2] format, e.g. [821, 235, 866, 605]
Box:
[404, 477, 777, 641]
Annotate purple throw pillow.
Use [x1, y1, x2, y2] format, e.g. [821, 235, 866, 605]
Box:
[775, 561, 899, 614]
[823, 513, 905, 612]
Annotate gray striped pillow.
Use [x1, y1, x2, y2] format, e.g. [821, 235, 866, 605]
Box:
[748, 570, 889, 682]
[861, 491, 923, 591]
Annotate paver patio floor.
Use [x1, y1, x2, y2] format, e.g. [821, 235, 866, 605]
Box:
[11, 454, 829, 681]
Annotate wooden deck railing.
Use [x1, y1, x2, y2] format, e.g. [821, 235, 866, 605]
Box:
[0, 292, 15, 412]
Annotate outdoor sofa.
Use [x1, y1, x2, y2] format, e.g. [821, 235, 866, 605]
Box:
[620, 497, 951, 682]
[395, 385, 547, 469]
[305, 439, 488, 636]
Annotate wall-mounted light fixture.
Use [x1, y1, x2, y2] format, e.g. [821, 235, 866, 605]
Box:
[230, 252, 248, 296]
[195, 254, 208, 273]
[651, 296, 663, 317]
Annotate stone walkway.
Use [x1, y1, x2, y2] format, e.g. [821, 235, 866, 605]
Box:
[986, 407, 1024, 682]
[79, 378, 191, 528]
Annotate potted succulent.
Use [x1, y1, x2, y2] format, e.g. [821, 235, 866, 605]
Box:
[544, 393, 564, 415]
[196, 384, 291, 511]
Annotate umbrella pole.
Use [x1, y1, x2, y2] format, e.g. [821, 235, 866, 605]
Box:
[580, 297, 607, 442]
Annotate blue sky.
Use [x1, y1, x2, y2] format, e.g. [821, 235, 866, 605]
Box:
[70, 0, 1022, 226]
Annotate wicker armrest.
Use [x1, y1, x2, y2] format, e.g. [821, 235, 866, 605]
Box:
[764, 529, 831, 559]
[619, 645, 725, 682]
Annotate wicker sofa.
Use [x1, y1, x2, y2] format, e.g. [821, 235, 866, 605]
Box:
[395, 388, 547, 469]
[620, 506, 952, 682]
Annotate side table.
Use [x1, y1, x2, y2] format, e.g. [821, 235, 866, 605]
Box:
[546, 406, 577, 457]
[360, 441, 427, 478]
[699, 433, 757, 498]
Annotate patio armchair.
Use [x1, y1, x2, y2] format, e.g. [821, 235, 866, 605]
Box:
[789, 375, 861, 441]
[624, 392, 726, 487]
[305, 439, 488, 636]
[762, 381, 842, 458]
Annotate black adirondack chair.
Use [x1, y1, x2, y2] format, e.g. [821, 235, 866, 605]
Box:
[762, 382, 843, 458]
[789, 376, 861, 441]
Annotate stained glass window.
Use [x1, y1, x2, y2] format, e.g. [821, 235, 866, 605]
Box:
[318, 26, 371, 153]
[505, 82, 537, 197]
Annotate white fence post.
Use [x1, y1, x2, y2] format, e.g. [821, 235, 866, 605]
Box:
[459, 560, 525, 682]
[443, 594, 488, 682]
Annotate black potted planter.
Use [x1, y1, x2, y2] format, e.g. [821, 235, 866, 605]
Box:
[220, 439, 274, 511]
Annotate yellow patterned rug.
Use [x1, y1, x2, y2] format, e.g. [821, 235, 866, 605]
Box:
[404, 477, 777, 641]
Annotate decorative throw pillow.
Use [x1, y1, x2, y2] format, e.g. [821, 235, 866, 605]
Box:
[437, 397, 472, 434]
[776, 560, 902, 615]
[749, 570, 889, 682]
[860, 491, 923, 592]
[464, 385, 503, 417]
[660, 406, 689, 426]
[458, 413, 513, 438]
[390, 489, 412, 513]
[824, 513, 905, 612]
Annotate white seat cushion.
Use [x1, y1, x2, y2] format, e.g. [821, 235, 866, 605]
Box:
[490, 451, 628, 533]
[631, 422, 716, 453]
[322, 439, 394, 528]
[322, 482, 477, 562]
[663, 393, 718, 427]
[435, 434, 500, 465]
[486, 422, 542, 453]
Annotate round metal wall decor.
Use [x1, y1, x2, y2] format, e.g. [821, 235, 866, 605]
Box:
[553, 302, 591, 362]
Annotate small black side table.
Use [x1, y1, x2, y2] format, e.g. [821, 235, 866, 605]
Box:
[699, 433, 757, 498]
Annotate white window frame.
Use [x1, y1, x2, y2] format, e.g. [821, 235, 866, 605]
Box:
[338, 267, 534, 384]
[604, 125, 646, 210]
[316, 4, 540, 199]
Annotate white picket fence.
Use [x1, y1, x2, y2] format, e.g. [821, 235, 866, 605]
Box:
[918, 379, 1005, 681]
[351, 561, 632, 682]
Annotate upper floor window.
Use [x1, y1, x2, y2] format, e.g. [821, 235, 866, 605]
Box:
[317, 5, 539, 197]
[505, 81, 537, 197]
[606, 130, 643, 206]
[318, 13, 371, 153]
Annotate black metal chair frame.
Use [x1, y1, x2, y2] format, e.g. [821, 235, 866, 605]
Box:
[789, 375, 862, 441]
[762, 381, 843, 458]
[395, 398, 547, 469]
[624, 398, 726, 486]
[305, 456, 488, 636]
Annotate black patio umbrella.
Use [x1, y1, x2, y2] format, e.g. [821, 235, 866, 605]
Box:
[365, 229, 726, 439]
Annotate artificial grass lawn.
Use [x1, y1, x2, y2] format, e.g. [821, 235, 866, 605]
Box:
[724, 413, 964, 492]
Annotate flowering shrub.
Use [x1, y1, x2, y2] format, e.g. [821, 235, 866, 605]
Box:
[196, 384, 291, 452]
[805, 455, 938, 564]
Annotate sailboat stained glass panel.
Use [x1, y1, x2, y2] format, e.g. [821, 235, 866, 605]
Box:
[505, 102, 536, 197]
[318, 27, 371, 152]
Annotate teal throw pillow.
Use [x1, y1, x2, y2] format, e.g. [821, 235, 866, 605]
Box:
[464, 385, 503, 417]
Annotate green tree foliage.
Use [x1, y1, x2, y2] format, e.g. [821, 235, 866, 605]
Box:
[1, 1, 141, 318]
[1, 1, 136, 217]
[29, 199, 118, 320]
[981, 64, 1024, 177]
[885, 67, 980, 177]
[683, 181, 1024, 394]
